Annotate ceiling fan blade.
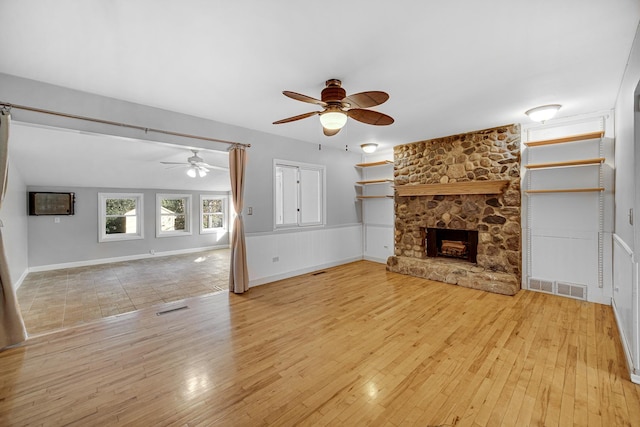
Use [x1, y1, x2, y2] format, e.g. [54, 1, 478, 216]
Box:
[346, 109, 394, 126]
[323, 127, 341, 137]
[344, 91, 389, 108]
[160, 161, 189, 165]
[283, 91, 327, 106]
[273, 111, 320, 124]
[200, 163, 229, 171]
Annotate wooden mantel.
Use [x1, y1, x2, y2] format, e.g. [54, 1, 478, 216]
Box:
[395, 180, 511, 197]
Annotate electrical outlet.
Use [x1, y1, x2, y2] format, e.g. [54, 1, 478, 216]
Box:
[54, 217, 60, 223]
[272, 256, 279, 262]
[150, 249, 155, 255]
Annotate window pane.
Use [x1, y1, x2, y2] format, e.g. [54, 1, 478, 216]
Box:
[105, 217, 127, 234]
[275, 166, 298, 225]
[300, 168, 322, 225]
[161, 214, 186, 231]
[203, 199, 222, 214]
[161, 198, 185, 214]
[99, 193, 143, 242]
[106, 198, 136, 215]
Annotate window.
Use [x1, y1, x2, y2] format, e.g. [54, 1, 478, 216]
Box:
[156, 194, 192, 237]
[200, 195, 227, 234]
[274, 159, 325, 228]
[98, 193, 144, 242]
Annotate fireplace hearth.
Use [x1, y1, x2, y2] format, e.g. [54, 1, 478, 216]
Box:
[426, 228, 478, 263]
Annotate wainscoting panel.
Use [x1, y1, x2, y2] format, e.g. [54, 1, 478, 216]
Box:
[363, 224, 394, 263]
[612, 234, 639, 383]
[246, 224, 363, 287]
[529, 228, 612, 304]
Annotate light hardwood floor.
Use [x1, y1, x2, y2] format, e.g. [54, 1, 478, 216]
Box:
[2, 261, 639, 426]
[17, 249, 230, 335]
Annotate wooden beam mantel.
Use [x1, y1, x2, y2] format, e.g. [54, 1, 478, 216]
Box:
[395, 180, 511, 197]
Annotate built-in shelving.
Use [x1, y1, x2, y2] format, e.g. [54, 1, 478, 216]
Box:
[356, 179, 394, 185]
[525, 187, 604, 194]
[523, 125, 608, 292]
[525, 157, 605, 169]
[356, 195, 394, 199]
[355, 160, 393, 168]
[524, 131, 604, 147]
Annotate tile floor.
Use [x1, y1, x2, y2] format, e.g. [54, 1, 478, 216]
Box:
[17, 249, 230, 336]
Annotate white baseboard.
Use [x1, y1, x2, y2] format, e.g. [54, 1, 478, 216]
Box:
[13, 268, 29, 291]
[612, 298, 640, 384]
[249, 256, 362, 288]
[28, 245, 230, 273]
[363, 255, 389, 264]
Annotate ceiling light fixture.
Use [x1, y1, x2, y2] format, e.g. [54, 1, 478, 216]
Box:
[187, 166, 197, 178]
[319, 110, 348, 130]
[525, 104, 561, 122]
[361, 143, 379, 154]
[198, 168, 207, 178]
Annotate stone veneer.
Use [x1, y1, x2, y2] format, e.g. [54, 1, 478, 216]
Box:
[386, 124, 521, 295]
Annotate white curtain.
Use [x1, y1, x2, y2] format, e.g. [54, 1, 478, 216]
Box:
[0, 112, 27, 349]
[229, 145, 249, 293]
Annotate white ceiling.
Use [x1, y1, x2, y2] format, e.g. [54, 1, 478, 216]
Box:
[1, 1, 639, 188]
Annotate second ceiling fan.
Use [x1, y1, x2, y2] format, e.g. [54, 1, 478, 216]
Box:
[273, 79, 394, 136]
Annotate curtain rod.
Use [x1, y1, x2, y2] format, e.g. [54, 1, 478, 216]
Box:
[0, 101, 251, 148]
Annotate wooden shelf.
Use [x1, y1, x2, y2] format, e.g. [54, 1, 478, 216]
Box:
[525, 157, 605, 169]
[395, 180, 510, 197]
[356, 195, 394, 199]
[355, 160, 393, 168]
[524, 131, 604, 147]
[526, 187, 604, 194]
[356, 179, 393, 185]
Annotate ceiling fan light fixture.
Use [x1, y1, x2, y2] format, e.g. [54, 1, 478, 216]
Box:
[319, 111, 348, 130]
[361, 143, 379, 154]
[198, 168, 207, 178]
[525, 104, 561, 122]
[186, 166, 197, 178]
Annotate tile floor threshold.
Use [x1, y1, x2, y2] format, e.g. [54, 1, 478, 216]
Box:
[17, 249, 230, 336]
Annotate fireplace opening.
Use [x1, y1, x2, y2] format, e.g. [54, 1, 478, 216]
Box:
[426, 228, 478, 263]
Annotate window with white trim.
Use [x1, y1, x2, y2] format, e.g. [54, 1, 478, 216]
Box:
[156, 194, 192, 237]
[274, 159, 325, 228]
[98, 193, 144, 242]
[200, 195, 227, 234]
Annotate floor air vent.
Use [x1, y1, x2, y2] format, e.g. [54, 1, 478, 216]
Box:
[528, 278, 554, 294]
[311, 271, 327, 276]
[556, 282, 587, 300]
[156, 305, 189, 316]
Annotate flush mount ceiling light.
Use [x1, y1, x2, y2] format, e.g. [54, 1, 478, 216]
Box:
[525, 104, 561, 122]
[361, 143, 379, 153]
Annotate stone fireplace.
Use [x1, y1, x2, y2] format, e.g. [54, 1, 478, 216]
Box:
[386, 124, 521, 295]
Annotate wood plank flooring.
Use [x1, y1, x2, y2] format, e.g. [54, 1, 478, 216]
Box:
[1, 260, 639, 426]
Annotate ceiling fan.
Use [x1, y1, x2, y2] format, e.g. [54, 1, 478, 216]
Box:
[160, 149, 228, 178]
[273, 79, 394, 136]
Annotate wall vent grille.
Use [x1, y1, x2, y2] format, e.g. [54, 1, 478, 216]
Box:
[528, 278, 554, 294]
[556, 281, 587, 300]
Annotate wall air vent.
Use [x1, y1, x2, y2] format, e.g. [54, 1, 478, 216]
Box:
[528, 278, 554, 294]
[556, 282, 587, 301]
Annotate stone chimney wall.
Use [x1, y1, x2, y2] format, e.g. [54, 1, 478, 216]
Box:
[392, 124, 521, 276]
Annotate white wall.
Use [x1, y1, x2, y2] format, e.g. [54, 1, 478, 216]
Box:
[2, 161, 29, 289]
[1, 74, 365, 283]
[613, 22, 640, 383]
[27, 186, 230, 270]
